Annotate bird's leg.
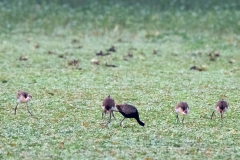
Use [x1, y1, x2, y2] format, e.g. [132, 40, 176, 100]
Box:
[102, 111, 104, 119]
[120, 117, 125, 127]
[221, 113, 223, 120]
[14, 103, 18, 115]
[211, 111, 215, 120]
[176, 113, 180, 123]
[26, 104, 33, 116]
[111, 110, 116, 120]
[182, 116, 185, 124]
[105, 111, 112, 125]
[108, 111, 112, 123]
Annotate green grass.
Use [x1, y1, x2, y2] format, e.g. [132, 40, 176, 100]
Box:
[1, 1, 240, 159]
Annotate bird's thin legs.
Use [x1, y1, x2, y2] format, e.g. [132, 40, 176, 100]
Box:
[120, 117, 125, 127]
[211, 111, 215, 120]
[111, 111, 116, 120]
[14, 103, 18, 115]
[26, 104, 33, 116]
[182, 116, 184, 124]
[176, 113, 180, 123]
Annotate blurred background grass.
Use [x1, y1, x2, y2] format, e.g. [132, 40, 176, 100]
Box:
[1, 0, 240, 35]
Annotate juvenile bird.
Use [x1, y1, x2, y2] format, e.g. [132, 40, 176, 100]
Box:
[15, 91, 33, 116]
[211, 100, 228, 120]
[116, 104, 145, 127]
[102, 95, 116, 124]
[175, 102, 189, 124]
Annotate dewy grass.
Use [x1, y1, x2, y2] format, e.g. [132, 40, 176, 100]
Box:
[0, 0, 240, 159]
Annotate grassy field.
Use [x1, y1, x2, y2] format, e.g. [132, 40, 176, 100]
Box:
[0, 0, 240, 159]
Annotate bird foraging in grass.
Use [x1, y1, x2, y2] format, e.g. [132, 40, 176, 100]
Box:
[102, 95, 116, 125]
[175, 102, 189, 124]
[15, 91, 33, 116]
[211, 100, 228, 120]
[116, 104, 145, 127]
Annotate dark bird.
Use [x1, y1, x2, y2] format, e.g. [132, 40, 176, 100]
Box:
[116, 104, 145, 127]
[102, 95, 116, 124]
[96, 51, 110, 56]
[105, 63, 117, 68]
[107, 46, 116, 52]
[175, 102, 189, 124]
[15, 91, 33, 116]
[211, 100, 228, 120]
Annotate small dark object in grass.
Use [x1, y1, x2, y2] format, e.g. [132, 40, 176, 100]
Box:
[214, 52, 220, 57]
[107, 46, 116, 52]
[211, 100, 228, 120]
[1, 79, 8, 83]
[209, 52, 220, 61]
[190, 65, 206, 71]
[48, 92, 54, 96]
[58, 54, 64, 58]
[175, 102, 189, 124]
[153, 50, 157, 54]
[48, 51, 55, 54]
[19, 56, 28, 61]
[34, 44, 40, 48]
[96, 51, 110, 56]
[72, 39, 79, 43]
[229, 59, 236, 64]
[68, 59, 79, 66]
[127, 53, 133, 58]
[105, 63, 116, 67]
[102, 95, 116, 125]
[190, 66, 197, 70]
[123, 53, 133, 60]
[116, 104, 145, 127]
[91, 59, 100, 65]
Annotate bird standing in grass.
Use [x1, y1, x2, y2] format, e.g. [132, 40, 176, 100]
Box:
[116, 104, 145, 127]
[102, 95, 116, 124]
[15, 91, 33, 116]
[175, 102, 189, 124]
[211, 100, 228, 120]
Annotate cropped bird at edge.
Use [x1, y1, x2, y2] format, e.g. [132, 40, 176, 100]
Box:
[175, 102, 189, 124]
[15, 91, 33, 116]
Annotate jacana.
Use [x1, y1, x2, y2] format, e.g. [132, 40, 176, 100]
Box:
[116, 104, 144, 127]
[211, 100, 228, 120]
[102, 95, 116, 124]
[15, 91, 33, 116]
[175, 102, 189, 124]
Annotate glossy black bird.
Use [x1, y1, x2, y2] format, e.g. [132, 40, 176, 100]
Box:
[116, 104, 144, 127]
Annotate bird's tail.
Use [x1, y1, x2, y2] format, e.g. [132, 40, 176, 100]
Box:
[137, 119, 145, 126]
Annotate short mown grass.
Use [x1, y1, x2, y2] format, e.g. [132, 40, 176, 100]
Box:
[0, 0, 240, 159]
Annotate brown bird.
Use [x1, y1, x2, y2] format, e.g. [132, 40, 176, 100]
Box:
[211, 100, 228, 120]
[116, 104, 145, 127]
[15, 91, 33, 116]
[102, 95, 116, 124]
[175, 102, 189, 124]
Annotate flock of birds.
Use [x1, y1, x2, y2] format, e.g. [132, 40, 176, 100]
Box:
[15, 91, 228, 127]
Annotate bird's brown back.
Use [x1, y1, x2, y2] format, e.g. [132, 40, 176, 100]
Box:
[176, 102, 189, 110]
[216, 100, 228, 110]
[102, 95, 115, 111]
